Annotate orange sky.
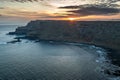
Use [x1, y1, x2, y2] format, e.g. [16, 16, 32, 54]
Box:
[0, 0, 120, 24]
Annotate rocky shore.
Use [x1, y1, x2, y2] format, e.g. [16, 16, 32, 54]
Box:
[9, 20, 120, 76]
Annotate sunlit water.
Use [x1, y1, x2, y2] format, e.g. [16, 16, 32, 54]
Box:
[0, 25, 119, 80]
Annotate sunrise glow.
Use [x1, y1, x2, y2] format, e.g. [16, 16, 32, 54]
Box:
[68, 18, 76, 21]
[0, 0, 120, 24]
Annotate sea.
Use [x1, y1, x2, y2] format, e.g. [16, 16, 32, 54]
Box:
[0, 25, 120, 80]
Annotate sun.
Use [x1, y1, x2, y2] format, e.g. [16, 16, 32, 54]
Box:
[68, 18, 76, 21]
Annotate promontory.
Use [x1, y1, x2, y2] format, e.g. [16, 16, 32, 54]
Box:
[9, 20, 120, 50]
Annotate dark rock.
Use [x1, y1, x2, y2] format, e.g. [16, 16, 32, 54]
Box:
[7, 38, 21, 43]
[14, 37, 26, 39]
[104, 70, 112, 75]
[11, 20, 120, 50]
[8, 32, 15, 35]
[104, 69, 120, 77]
[113, 70, 120, 76]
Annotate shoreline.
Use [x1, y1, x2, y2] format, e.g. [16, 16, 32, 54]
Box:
[36, 39, 120, 77]
[1, 24, 120, 80]
[6, 35, 120, 78]
[11, 36, 120, 67]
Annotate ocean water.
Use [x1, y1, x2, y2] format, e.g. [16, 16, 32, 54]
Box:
[0, 25, 119, 80]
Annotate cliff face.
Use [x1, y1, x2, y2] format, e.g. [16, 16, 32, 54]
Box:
[78, 22, 120, 49]
[12, 20, 120, 49]
[14, 20, 81, 41]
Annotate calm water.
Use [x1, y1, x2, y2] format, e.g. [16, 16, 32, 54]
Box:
[0, 25, 118, 80]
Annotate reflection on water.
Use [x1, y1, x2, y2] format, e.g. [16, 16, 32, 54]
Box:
[0, 25, 111, 80]
[0, 43, 107, 80]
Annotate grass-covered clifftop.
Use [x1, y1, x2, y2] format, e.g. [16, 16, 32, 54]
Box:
[10, 20, 120, 50]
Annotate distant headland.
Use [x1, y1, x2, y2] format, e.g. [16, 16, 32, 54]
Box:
[9, 20, 120, 50]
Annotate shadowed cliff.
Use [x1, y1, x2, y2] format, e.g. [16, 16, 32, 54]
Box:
[9, 20, 120, 50]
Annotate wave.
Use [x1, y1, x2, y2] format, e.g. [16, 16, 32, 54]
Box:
[89, 45, 120, 80]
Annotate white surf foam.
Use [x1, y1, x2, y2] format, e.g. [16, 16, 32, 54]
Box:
[91, 45, 120, 80]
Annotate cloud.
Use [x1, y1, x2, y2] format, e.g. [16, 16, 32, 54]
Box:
[1, 0, 120, 19]
[0, 7, 4, 9]
[60, 3, 119, 9]
[70, 6, 119, 16]
[13, 0, 42, 2]
[12, 0, 120, 4]
[59, 4, 120, 16]
[106, 0, 120, 3]
[40, 15, 67, 19]
[1, 7, 64, 19]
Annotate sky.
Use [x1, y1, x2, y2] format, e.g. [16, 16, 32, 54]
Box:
[0, 0, 120, 25]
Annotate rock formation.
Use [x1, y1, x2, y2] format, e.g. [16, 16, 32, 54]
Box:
[9, 20, 120, 50]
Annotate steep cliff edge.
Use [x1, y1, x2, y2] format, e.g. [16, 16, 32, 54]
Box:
[9, 20, 120, 50]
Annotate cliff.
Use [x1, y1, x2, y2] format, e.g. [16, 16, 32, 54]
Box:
[10, 20, 120, 50]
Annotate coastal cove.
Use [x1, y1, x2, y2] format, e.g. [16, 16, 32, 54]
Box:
[1, 0, 120, 79]
[0, 22, 120, 80]
[9, 20, 120, 67]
